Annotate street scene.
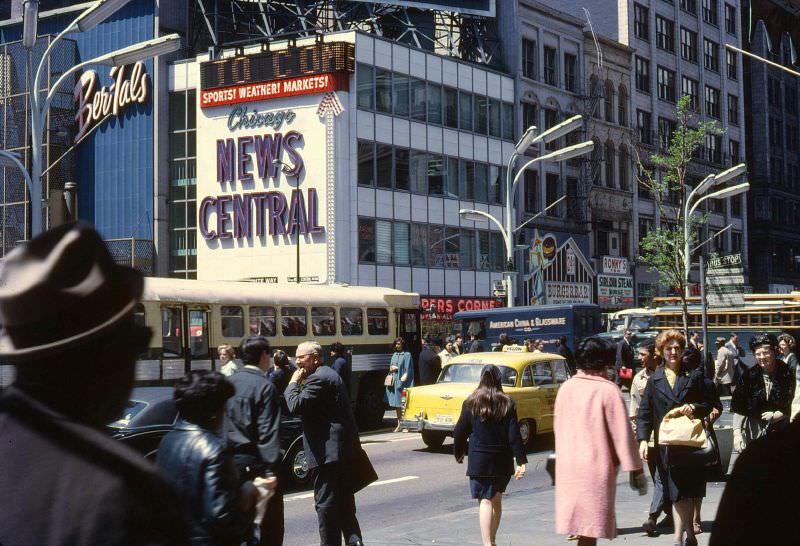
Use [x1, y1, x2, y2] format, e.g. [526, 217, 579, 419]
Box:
[1, 0, 800, 545]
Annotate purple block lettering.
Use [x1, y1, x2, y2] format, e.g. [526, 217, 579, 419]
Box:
[216, 139, 235, 184]
[287, 189, 309, 235]
[254, 133, 283, 181]
[282, 131, 304, 177]
[267, 191, 287, 235]
[232, 194, 252, 238]
[307, 188, 325, 234]
[216, 195, 233, 239]
[199, 197, 217, 240]
[237, 136, 254, 183]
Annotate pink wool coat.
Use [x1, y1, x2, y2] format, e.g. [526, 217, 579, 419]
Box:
[554, 372, 642, 539]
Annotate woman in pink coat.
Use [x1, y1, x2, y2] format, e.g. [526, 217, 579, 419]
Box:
[554, 337, 646, 545]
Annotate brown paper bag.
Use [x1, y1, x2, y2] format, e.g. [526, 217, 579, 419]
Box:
[659, 410, 707, 448]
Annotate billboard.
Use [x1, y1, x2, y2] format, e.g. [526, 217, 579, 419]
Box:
[349, 0, 495, 16]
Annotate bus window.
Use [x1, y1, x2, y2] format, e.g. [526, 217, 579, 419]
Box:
[403, 312, 418, 334]
[161, 307, 182, 357]
[220, 306, 244, 337]
[367, 308, 389, 335]
[465, 319, 485, 339]
[249, 306, 276, 336]
[282, 307, 308, 336]
[312, 307, 336, 336]
[189, 310, 209, 358]
[134, 303, 146, 328]
[340, 308, 363, 335]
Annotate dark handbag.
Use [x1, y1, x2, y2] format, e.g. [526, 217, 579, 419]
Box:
[350, 447, 378, 493]
[667, 421, 722, 480]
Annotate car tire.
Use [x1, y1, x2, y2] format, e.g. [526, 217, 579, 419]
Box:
[421, 430, 446, 449]
[518, 419, 536, 450]
[283, 441, 311, 488]
[356, 374, 386, 430]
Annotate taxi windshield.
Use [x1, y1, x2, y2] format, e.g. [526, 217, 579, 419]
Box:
[438, 364, 517, 387]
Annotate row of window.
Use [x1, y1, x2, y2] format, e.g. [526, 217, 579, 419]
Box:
[521, 38, 579, 92]
[357, 140, 508, 204]
[357, 64, 514, 140]
[358, 217, 507, 270]
[168, 90, 198, 280]
[635, 94, 739, 149]
[588, 77, 629, 127]
[590, 141, 632, 191]
[635, 56, 737, 107]
[217, 305, 388, 338]
[635, 1, 737, 38]
[639, 217, 743, 252]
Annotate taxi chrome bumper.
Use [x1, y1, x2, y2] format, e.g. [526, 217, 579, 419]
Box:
[399, 417, 455, 433]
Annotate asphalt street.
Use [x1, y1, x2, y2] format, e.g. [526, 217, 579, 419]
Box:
[283, 396, 735, 546]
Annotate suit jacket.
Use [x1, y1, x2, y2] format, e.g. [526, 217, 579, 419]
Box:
[285, 365, 359, 469]
[453, 399, 528, 477]
[616, 339, 634, 369]
[731, 360, 795, 418]
[225, 366, 282, 475]
[157, 420, 254, 546]
[557, 345, 576, 374]
[418, 346, 442, 386]
[636, 367, 713, 444]
[0, 387, 188, 546]
[330, 356, 351, 393]
[715, 345, 736, 385]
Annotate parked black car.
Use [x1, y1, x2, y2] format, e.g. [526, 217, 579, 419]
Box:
[109, 387, 310, 488]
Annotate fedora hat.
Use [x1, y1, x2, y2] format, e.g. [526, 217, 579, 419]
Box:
[0, 223, 143, 361]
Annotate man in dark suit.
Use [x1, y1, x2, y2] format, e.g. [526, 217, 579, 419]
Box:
[556, 336, 577, 375]
[615, 330, 634, 387]
[0, 224, 187, 545]
[418, 337, 442, 386]
[285, 341, 363, 546]
[226, 336, 282, 545]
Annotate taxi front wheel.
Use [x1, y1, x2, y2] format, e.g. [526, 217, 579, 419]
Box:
[421, 430, 446, 449]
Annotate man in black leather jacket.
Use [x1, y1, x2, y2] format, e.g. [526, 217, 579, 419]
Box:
[158, 371, 257, 545]
[225, 336, 282, 545]
[286, 340, 364, 546]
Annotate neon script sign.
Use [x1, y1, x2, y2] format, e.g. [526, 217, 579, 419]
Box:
[73, 61, 149, 144]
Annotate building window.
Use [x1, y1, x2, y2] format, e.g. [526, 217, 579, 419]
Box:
[375, 220, 392, 264]
[522, 102, 538, 131]
[460, 229, 476, 269]
[704, 39, 719, 72]
[411, 223, 427, 266]
[656, 15, 675, 52]
[634, 3, 650, 40]
[702, 0, 718, 25]
[546, 174, 560, 216]
[357, 140, 374, 186]
[488, 98, 502, 138]
[681, 0, 697, 15]
[658, 117, 676, 150]
[393, 222, 410, 265]
[395, 147, 409, 190]
[705, 133, 721, 163]
[410, 150, 428, 194]
[682, 76, 699, 110]
[657, 66, 676, 102]
[635, 56, 650, 93]
[731, 195, 742, 217]
[727, 94, 739, 125]
[680, 27, 698, 62]
[637, 109, 653, 145]
[768, 78, 781, 107]
[410, 77, 426, 121]
[592, 142, 602, 185]
[544, 108, 560, 150]
[619, 145, 630, 190]
[460, 160, 475, 200]
[731, 231, 742, 252]
[502, 102, 514, 141]
[459, 91, 473, 132]
[590, 77, 601, 118]
[725, 3, 736, 34]
[427, 83, 442, 124]
[522, 38, 537, 79]
[726, 50, 737, 80]
[544, 46, 558, 86]
[604, 81, 615, 122]
[605, 142, 616, 188]
[393, 72, 410, 117]
[376, 143, 392, 188]
[729, 139, 740, 164]
[705, 85, 720, 118]
[375, 68, 392, 113]
[357, 63, 374, 110]
[524, 170, 538, 214]
[564, 53, 577, 92]
[618, 86, 628, 125]
[476, 96, 488, 134]
[358, 218, 376, 263]
[168, 90, 198, 279]
[596, 229, 609, 256]
[444, 87, 458, 128]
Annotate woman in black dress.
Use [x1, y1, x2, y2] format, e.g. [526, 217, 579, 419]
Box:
[637, 330, 715, 546]
[454, 365, 527, 546]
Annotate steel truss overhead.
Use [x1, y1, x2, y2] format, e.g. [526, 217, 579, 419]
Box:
[190, 0, 502, 67]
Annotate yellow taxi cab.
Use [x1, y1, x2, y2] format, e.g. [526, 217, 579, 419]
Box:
[399, 351, 569, 449]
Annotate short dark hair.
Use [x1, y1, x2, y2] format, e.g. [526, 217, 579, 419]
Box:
[394, 337, 406, 351]
[272, 349, 290, 369]
[575, 337, 616, 371]
[174, 370, 234, 424]
[241, 336, 271, 365]
[639, 340, 656, 355]
[329, 342, 346, 357]
[749, 332, 778, 353]
[680, 347, 702, 373]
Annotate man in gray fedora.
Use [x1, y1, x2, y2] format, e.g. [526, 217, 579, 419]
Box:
[0, 223, 187, 545]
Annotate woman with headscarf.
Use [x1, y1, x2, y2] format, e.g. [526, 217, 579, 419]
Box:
[637, 330, 715, 546]
[731, 332, 795, 447]
[555, 337, 644, 546]
[453, 365, 527, 546]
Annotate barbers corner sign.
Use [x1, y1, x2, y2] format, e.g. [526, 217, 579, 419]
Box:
[73, 61, 149, 144]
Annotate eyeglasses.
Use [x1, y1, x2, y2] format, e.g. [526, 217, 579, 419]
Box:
[295, 353, 315, 359]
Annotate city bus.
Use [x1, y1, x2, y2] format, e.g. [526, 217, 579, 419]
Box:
[604, 308, 656, 332]
[454, 304, 602, 353]
[128, 278, 421, 427]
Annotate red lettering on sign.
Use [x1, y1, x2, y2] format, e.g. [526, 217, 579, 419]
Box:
[200, 72, 350, 108]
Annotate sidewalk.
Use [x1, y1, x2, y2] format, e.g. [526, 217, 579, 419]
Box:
[366, 471, 726, 546]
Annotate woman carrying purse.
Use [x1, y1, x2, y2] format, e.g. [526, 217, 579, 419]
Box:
[636, 330, 714, 546]
[386, 337, 414, 432]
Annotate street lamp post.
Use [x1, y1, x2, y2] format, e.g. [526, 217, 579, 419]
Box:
[462, 138, 594, 307]
[682, 163, 748, 297]
[19, 0, 180, 236]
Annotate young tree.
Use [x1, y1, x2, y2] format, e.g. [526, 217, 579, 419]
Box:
[635, 95, 721, 337]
